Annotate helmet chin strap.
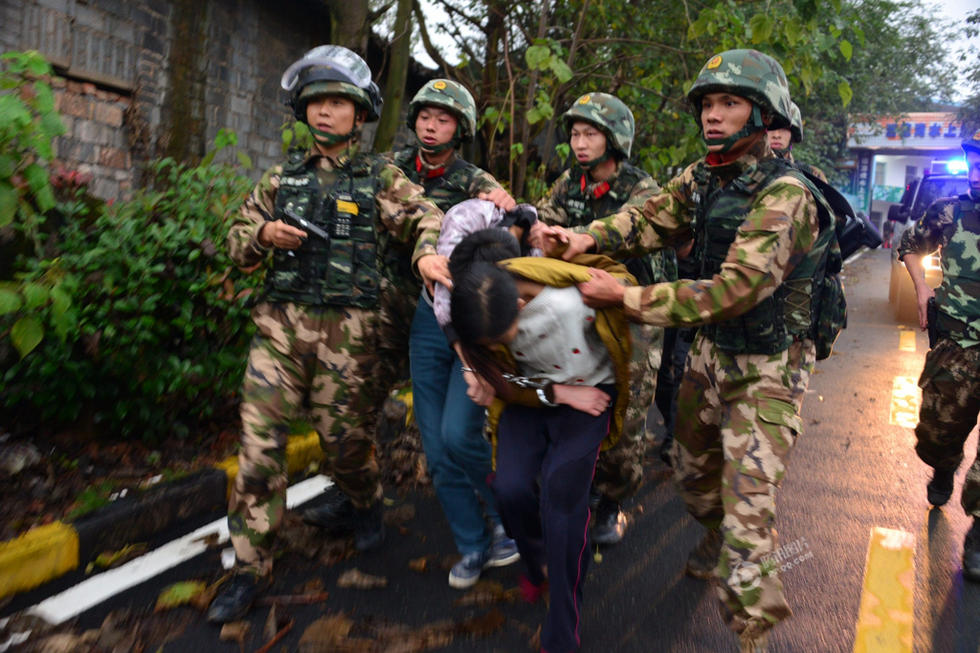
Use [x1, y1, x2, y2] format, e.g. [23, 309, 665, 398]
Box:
[703, 104, 766, 153]
[415, 131, 457, 155]
[309, 124, 357, 146]
[578, 147, 611, 171]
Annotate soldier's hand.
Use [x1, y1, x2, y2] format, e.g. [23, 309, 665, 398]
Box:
[258, 220, 307, 250]
[417, 254, 452, 295]
[479, 188, 517, 211]
[916, 287, 935, 331]
[577, 267, 625, 308]
[561, 231, 597, 260]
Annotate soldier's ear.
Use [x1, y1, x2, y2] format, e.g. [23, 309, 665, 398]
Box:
[356, 109, 367, 127]
[760, 109, 774, 127]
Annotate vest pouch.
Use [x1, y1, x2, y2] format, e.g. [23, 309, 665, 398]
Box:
[813, 273, 846, 360]
[325, 239, 355, 297]
[352, 241, 380, 306]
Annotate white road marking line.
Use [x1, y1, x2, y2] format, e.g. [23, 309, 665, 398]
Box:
[24, 475, 332, 625]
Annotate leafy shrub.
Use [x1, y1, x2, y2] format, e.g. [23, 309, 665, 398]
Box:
[1, 51, 260, 442]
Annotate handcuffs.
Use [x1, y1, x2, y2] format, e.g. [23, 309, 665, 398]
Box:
[461, 368, 559, 407]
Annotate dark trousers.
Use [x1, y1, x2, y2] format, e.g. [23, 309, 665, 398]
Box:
[492, 387, 614, 653]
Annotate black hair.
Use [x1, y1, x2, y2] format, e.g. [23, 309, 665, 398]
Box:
[448, 228, 521, 282]
[450, 261, 520, 396]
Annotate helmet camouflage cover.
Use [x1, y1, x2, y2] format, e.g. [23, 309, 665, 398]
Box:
[562, 92, 636, 159]
[408, 79, 478, 141]
[281, 45, 383, 122]
[687, 49, 792, 130]
[963, 127, 980, 155]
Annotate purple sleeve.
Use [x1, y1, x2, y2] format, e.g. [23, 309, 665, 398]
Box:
[434, 199, 505, 330]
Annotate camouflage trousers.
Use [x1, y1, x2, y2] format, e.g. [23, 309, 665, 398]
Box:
[593, 323, 663, 502]
[914, 338, 980, 517]
[229, 301, 383, 576]
[671, 335, 815, 635]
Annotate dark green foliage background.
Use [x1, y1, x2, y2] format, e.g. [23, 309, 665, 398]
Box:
[0, 53, 259, 442]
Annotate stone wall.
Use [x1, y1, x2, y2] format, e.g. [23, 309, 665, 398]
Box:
[0, 0, 341, 200]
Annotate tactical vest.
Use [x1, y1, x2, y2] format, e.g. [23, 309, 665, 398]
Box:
[264, 150, 386, 308]
[562, 161, 649, 227]
[934, 195, 980, 342]
[692, 158, 839, 355]
[392, 147, 482, 212]
[564, 162, 660, 284]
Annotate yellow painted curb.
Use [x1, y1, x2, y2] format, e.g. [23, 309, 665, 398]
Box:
[852, 526, 914, 653]
[215, 431, 324, 498]
[0, 522, 79, 600]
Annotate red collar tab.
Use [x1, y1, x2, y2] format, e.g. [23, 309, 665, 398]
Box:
[592, 181, 610, 199]
[580, 174, 587, 192]
[415, 154, 445, 179]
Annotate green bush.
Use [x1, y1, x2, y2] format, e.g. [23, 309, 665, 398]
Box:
[0, 51, 260, 441]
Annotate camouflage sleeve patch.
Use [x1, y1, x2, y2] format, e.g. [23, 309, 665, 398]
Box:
[536, 170, 572, 226]
[227, 164, 282, 267]
[467, 168, 504, 196]
[376, 163, 445, 266]
[587, 163, 698, 257]
[897, 198, 955, 260]
[622, 175, 661, 210]
[621, 175, 820, 327]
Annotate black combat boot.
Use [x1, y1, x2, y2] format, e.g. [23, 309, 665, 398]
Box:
[592, 495, 627, 545]
[206, 572, 265, 623]
[302, 487, 356, 533]
[964, 518, 980, 583]
[353, 502, 385, 552]
[926, 467, 955, 507]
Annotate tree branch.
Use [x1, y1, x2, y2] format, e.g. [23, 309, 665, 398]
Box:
[411, 0, 456, 74]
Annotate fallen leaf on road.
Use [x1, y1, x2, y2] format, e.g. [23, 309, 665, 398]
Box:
[154, 580, 207, 611]
[452, 580, 517, 607]
[219, 621, 249, 653]
[192, 532, 220, 549]
[85, 542, 148, 573]
[458, 609, 505, 637]
[337, 568, 388, 589]
[407, 556, 429, 573]
[384, 503, 415, 525]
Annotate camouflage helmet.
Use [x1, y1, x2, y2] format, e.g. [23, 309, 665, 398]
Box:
[281, 45, 383, 122]
[788, 102, 803, 143]
[687, 49, 792, 131]
[562, 93, 636, 159]
[963, 127, 980, 156]
[408, 79, 478, 141]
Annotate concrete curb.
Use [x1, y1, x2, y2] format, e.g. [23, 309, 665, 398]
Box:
[0, 431, 323, 601]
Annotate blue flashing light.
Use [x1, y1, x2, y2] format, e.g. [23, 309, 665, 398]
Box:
[946, 158, 968, 174]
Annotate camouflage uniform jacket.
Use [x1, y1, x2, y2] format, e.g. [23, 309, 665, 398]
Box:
[898, 193, 980, 347]
[584, 138, 822, 329]
[227, 145, 443, 302]
[776, 150, 829, 184]
[537, 161, 672, 284]
[389, 146, 502, 213]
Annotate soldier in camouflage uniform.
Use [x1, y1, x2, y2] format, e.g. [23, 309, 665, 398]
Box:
[898, 130, 980, 582]
[378, 79, 514, 387]
[537, 50, 833, 652]
[767, 101, 828, 182]
[534, 92, 667, 545]
[207, 45, 447, 624]
[390, 79, 521, 588]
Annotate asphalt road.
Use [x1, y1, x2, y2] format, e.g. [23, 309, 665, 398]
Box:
[12, 248, 980, 652]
